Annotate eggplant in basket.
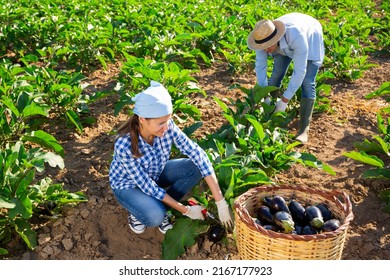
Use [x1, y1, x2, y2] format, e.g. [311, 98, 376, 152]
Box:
[274, 211, 295, 233]
[322, 219, 341, 232]
[256, 205, 274, 224]
[304, 205, 324, 229]
[270, 195, 290, 213]
[288, 199, 305, 225]
[317, 203, 333, 222]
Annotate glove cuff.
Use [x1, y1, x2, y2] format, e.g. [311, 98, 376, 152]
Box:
[215, 198, 227, 207]
[184, 206, 190, 215]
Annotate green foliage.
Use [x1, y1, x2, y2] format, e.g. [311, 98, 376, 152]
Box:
[365, 82, 390, 101]
[344, 106, 390, 181]
[379, 190, 390, 214]
[200, 84, 335, 204]
[0, 142, 87, 250]
[115, 55, 205, 125]
[161, 218, 208, 260]
[1, 0, 387, 79]
[1, 0, 389, 258]
[344, 83, 390, 213]
[0, 59, 95, 137]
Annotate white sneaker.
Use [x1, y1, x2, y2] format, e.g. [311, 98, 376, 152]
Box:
[158, 214, 173, 234]
[128, 214, 146, 234]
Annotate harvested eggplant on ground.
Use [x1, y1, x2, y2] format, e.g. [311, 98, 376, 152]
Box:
[207, 224, 225, 242]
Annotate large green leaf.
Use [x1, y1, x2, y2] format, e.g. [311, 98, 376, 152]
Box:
[182, 121, 203, 137]
[246, 115, 265, 141]
[295, 152, 336, 175]
[373, 135, 390, 156]
[14, 218, 37, 249]
[15, 168, 35, 196]
[224, 167, 236, 200]
[362, 168, 390, 179]
[0, 96, 20, 117]
[353, 139, 383, 153]
[22, 102, 48, 118]
[252, 85, 279, 103]
[365, 82, 390, 99]
[9, 194, 33, 220]
[161, 218, 208, 260]
[43, 152, 65, 169]
[0, 248, 8, 255]
[343, 151, 384, 167]
[66, 110, 83, 134]
[238, 172, 273, 187]
[22, 130, 64, 157]
[0, 198, 16, 209]
[213, 96, 229, 114]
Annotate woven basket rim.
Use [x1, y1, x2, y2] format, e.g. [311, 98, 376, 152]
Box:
[233, 184, 354, 241]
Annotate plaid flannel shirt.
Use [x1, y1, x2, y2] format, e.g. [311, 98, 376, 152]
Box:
[109, 119, 214, 200]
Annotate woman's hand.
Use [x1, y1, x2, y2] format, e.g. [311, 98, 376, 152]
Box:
[184, 205, 206, 220]
[215, 198, 234, 230]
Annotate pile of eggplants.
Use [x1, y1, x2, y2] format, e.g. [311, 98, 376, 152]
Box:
[254, 195, 341, 235]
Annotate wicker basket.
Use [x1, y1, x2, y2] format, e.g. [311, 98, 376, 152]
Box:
[234, 184, 354, 260]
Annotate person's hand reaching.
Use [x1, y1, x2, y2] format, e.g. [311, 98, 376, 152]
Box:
[215, 198, 234, 230]
[184, 205, 206, 220]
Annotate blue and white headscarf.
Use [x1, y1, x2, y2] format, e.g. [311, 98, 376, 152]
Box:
[132, 81, 173, 118]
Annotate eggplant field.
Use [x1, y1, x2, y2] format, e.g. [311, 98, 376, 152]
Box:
[0, 0, 389, 260]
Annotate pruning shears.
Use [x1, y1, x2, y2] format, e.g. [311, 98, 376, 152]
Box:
[188, 200, 221, 224]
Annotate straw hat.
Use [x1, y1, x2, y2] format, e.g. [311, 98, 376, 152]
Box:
[247, 19, 286, 50]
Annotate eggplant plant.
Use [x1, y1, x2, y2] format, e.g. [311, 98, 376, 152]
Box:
[114, 56, 205, 126]
[343, 83, 390, 213]
[0, 142, 87, 253]
[199, 85, 335, 202]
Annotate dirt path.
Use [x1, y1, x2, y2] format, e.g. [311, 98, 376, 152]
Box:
[4, 55, 389, 260]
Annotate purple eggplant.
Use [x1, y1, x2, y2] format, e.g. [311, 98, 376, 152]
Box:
[274, 211, 295, 233]
[302, 225, 318, 235]
[270, 195, 290, 214]
[288, 199, 306, 225]
[262, 196, 273, 209]
[292, 225, 303, 235]
[322, 219, 341, 232]
[304, 205, 324, 228]
[317, 203, 333, 221]
[262, 224, 278, 231]
[207, 224, 225, 242]
[256, 205, 274, 224]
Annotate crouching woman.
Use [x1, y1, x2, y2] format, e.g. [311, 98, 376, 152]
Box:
[109, 81, 233, 235]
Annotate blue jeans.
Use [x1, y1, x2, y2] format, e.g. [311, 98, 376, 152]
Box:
[269, 54, 319, 99]
[112, 158, 202, 227]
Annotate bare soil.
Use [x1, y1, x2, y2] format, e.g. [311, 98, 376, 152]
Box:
[3, 54, 390, 260]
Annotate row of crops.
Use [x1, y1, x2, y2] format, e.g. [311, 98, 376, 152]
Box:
[1, 0, 389, 258]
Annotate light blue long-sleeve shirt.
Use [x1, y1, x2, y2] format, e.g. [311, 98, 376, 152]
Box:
[255, 13, 325, 100]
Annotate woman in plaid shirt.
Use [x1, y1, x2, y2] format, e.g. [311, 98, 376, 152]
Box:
[109, 81, 233, 234]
